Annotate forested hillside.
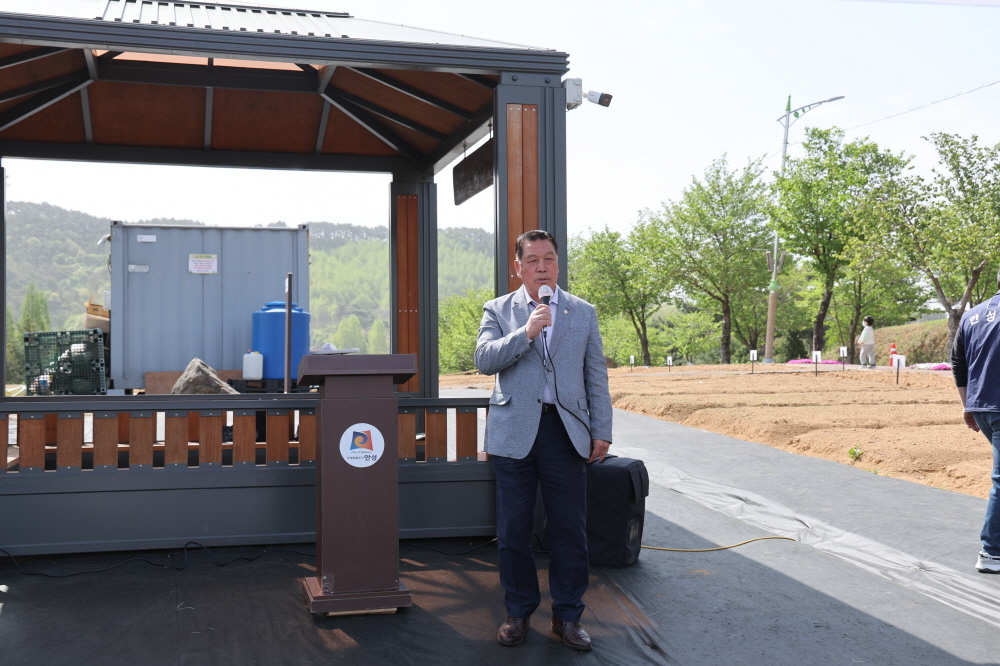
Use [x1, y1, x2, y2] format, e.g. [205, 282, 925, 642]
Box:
[5, 201, 493, 351]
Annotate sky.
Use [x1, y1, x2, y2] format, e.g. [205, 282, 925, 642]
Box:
[7, 0, 1000, 238]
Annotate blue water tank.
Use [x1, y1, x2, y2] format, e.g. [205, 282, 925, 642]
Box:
[252, 301, 311, 380]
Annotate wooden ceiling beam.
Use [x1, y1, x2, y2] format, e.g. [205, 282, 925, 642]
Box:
[0, 75, 91, 133]
[349, 68, 473, 121]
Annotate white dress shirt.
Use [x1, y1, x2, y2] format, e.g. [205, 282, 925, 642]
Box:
[525, 285, 558, 405]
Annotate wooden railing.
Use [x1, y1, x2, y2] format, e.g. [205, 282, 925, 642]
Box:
[0, 395, 489, 473]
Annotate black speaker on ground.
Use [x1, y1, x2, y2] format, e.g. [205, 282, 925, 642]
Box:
[585, 456, 649, 567]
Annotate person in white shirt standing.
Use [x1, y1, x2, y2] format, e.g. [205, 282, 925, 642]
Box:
[857, 316, 876, 368]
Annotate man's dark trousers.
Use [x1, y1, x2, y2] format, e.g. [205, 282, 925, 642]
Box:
[491, 410, 588, 621]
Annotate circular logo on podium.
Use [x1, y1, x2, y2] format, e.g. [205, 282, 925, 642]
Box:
[339, 423, 385, 468]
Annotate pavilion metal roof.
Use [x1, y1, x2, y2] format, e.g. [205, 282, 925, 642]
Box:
[0, 0, 569, 174]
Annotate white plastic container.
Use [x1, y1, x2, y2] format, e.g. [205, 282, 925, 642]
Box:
[243, 351, 263, 380]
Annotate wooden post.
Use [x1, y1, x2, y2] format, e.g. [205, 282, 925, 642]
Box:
[299, 353, 416, 615]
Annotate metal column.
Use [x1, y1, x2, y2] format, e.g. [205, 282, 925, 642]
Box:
[492, 73, 567, 296]
[389, 175, 438, 399]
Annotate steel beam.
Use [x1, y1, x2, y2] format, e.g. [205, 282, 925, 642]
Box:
[0, 139, 414, 173]
[458, 74, 497, 90]
[97, 59, 319, 93]
[82, 48, 98, 79]
[0, 70, 89, 105]
[324, 84, 448, 142]
[0, 76, 92, 133]
[320, 89, 424, 167]
[204, 86, 213, 149]
[0, 45, 69, 71]
[314, 99, 330, 154]
[424, 101, 493, 175]
[349, 68, 473, 120]
[96, 50, 122, 64]
[80, 85, 93, 145]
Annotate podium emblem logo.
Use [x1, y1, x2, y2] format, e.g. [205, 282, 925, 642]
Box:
[339, 423, 384, 468]
[351, 430, 373, 451]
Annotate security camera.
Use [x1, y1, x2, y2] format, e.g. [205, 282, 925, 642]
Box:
[586, 91, 612, 107]
[563, 78, 613, 110]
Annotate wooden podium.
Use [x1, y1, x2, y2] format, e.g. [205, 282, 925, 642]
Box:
[298, 354, 417, 615]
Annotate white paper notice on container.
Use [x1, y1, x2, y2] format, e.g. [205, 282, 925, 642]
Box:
[188, 254, 218, 274]
[137, 235, 156, 243]
[128, 264, 149, 273]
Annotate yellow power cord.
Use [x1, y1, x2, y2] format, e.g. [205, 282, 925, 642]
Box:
[641, 536, 796, 552]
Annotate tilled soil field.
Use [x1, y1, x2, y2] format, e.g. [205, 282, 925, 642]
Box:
[441, 364, 991, 498]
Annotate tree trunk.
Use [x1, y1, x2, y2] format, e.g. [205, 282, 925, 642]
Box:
[720, 299, 732, 364]
[847, 297, 862, 365]
[812, 286, 834, 353]
[946, 308, 962, 360]
[639, 318, 652, 367]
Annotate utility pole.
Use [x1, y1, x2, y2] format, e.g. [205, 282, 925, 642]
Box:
[763, 94, 844, 363]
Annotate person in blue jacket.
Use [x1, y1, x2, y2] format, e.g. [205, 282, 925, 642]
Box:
[952, 268, 1000, 574]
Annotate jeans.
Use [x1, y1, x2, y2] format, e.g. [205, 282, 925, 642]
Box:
[972, 412, 1000, 556]
[491, 411, 589, 621]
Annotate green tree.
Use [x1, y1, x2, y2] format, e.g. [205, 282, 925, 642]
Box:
[773, 128, 908, 353]
[570, 222, 674, 366]
[367, 319, 388, 354]
[333, 315, 367, 353]
[18, 282, 51, 335]
[6, 304, 22, 384]
[439, 288, 492, 373]
[872, 134, 1000, 353]
[658, 308, 720, 364]
[653, 156, 771, 363]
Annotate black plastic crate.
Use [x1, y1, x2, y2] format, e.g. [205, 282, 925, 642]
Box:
[24, 329, 107, 396]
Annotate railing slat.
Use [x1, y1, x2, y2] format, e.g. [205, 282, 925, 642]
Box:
[44, 413, 58, 445]
[93, 415, 119, 468]
[164, 414, 188, 466]
[266, 411, 289, 465]
[0, 415, 6, 473]
[297, 412, 316, 463]
[187, 412, 200, 443]
[232, 413, 256, 464]
[129, 414, 154, 468]
[425, 410, 447, 461]
[199, 413, 223, 466]
[18, 416, 45, 471]
[117, 412, 131, 444]
[56, 415, 84, 470]
[398, 412, 416, 460]
[456, 410, 478, 460]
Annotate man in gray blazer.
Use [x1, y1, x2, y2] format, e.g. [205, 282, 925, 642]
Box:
[475, 229, 613, 651]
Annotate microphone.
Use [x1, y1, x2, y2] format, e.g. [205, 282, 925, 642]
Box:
[538, 284, 553, 336]
[538, 284, 553, 306]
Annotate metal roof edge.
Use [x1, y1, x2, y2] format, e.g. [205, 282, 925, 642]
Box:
[0, 11, 570, 75]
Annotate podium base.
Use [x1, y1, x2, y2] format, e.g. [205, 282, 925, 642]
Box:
[303, 577, 412, 615]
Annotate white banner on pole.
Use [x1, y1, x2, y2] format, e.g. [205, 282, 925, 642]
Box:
[839, 346, 848, 357]
[812, 351, 822, 362]
[892, 354, 907, 368]
[749, 350, 758, 361]
[667, 356, 673, 366]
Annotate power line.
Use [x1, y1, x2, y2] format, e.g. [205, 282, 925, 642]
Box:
[765, 76, 1000, 163]
[843, 77, 1000, 132]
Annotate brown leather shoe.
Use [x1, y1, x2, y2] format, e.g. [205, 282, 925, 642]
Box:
[497, 616, 529, 646]
[551, 618, 592, 651]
